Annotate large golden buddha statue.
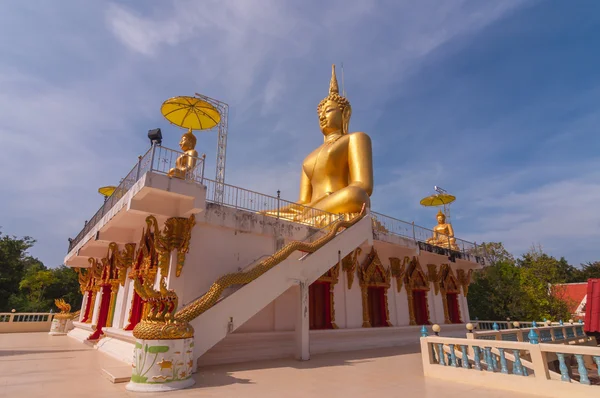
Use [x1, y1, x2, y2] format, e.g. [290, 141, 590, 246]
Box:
[168, 128, 198, 179]
[273, 65, 373, 222]
[426, 210, 459, 250]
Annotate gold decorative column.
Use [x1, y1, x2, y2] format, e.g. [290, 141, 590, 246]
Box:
[147, 214, 196, 279]
[341, 248, 361, 289]
[456, 269, 473, 297]
[390, 256, 409, 292]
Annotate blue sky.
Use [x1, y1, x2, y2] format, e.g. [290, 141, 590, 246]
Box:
[1, 0, 599, 267]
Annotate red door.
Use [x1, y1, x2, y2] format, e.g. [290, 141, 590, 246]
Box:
[88, 285, 111, 340]
[413, 290, 430, 325]
[446, 293, 461, 323]
[367, 287, 388, 327]
[309, 282, 331, 329]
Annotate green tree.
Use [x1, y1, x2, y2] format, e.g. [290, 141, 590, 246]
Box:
[0, 231, 41, 311]
[468, 260, 527, 320]
[516, 248, 571, 321]
[578, 261, 600, 280]
[473, 242, 515, 267]
[19, 263, 56, 312]
[468, 242, 571, 322]
[44, 266, 82, 311]
[0, 229, 82, 312]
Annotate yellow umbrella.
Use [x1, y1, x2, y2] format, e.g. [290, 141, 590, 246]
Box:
[419, 194, 456, 207]
[161, 96, 221, 130]
[98, 186, 117, 198]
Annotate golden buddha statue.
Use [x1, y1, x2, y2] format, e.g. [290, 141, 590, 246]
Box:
[426, 210, 459, 250]
[270, 65, 373, 222]
[168, 128, 198, 179]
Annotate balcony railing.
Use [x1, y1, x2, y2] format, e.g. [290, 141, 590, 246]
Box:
[67, 145, 481, 262]
[202, 179, 338, 228]
[68, 145, 206, 252]
[371, 212, 484, 265]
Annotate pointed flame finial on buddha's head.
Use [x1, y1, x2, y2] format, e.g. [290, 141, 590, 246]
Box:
[329, 64, 340, 94]
[317, 64, 352, 134]
[436, 209, 446, 222]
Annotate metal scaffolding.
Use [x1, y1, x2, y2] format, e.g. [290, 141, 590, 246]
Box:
[195, 93, 229, 203]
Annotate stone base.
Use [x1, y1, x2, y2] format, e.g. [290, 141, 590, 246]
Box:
[125, 337, 195, 392]
[126, 377, 195, 392]
[49, 318, 68, 335]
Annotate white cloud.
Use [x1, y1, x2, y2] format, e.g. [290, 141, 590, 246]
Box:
[0, 0, 535, 268]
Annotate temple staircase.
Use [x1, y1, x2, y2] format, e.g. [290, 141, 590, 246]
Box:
[186, 213, 373, 361]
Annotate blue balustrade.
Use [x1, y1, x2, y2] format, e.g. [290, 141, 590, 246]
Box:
[420, 325, 428, 337]
[473, 346, 482, 371]
[449, 345, 457, 367]
[460, 345, 470, 369]
[493, 322, 499, 331]
[484, 347, 494, 372]
[437, 344, 446, 366]
[566, 327, 575, 338]
[556, 353, 570, 382]
[498, 348, 508, 374]
[574, 354, 590, 385]
[513, 350, 524, 376]
[593, 356, 600, 377]
[528, 329, 539, 344]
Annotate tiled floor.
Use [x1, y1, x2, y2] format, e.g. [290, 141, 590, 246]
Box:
[0, 332, 541, 397]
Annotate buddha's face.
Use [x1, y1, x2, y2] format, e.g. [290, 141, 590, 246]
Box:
[319, 99, 344, 135]
[437, 215, 445, 224]
[180, 136, 193, 151]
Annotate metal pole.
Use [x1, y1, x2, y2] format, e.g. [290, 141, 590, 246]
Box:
[201, 154, 206, 184]
[412, 221, 416, 242]
[135, 155, 142, 180]
[277, 190, 280, 219]
[149, 144, 157, 173]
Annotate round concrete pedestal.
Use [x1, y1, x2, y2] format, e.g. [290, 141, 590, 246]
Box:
[126, 338, 195, 392]
[48, 318, 68, 336]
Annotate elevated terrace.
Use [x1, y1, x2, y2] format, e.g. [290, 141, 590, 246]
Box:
[64, 144, 485, 267]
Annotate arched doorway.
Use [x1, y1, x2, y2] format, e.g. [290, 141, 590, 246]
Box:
[309, 263, 340, 330]
[404, 257, 431, 326]
[440, 264, 462, 324]
[358, 248, 392, 328]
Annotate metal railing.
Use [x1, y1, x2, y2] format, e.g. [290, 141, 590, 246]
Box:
[203, 178, 338, 228]
[371, 212, 483, 264]
[68, 145, 206, 252]
[67, 144, 480, 259]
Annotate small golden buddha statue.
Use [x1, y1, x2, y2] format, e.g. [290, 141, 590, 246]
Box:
[168, 128, 198, 179]
[426, 210, 459, 250]
[270, 65, 373, 222]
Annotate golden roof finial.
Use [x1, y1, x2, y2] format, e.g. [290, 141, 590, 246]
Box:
[329, 64, 339, 94]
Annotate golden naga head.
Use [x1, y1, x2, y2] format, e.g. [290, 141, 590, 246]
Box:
[180, 128, 197, 151]
[317, 64, 352, 135]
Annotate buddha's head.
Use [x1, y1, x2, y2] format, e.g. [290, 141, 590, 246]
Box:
[317, 65, 351, 136]
[180, 128, 197, 151]
[436, 210, 446, 224]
